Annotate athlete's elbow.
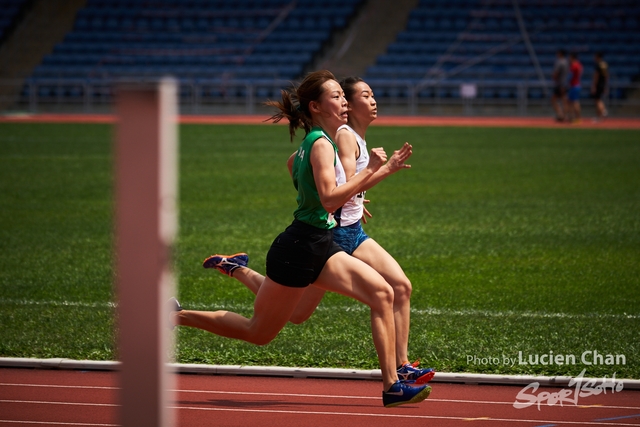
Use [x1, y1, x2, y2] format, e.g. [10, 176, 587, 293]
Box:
[322, 201, 341, 214]
[318, 196, 338, 214]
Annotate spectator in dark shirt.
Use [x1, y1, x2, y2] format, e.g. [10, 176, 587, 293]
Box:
[591, 52, 609, 120]
[552, 49, 569, 122]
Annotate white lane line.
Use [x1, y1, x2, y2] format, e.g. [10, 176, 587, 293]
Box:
[173, 405, 640, 425]
[179, 388, 378, 400]
[177, 389, 640, 410]
[0, 300, 116, 309]
[1, 298, 638, 319]
[0, 384, 116, 390]
[3, 399, 640, 426]
[0, 422, 117, 426]
[3, 384, 639, 411]
[0, 400, 116, 407]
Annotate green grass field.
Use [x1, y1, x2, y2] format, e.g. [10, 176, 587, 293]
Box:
[1, 122, 639, 379]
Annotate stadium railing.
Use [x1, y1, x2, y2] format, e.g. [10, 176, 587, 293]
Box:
[2, 78, 640, 116]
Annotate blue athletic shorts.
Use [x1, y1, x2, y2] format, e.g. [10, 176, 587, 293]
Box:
[568, 86, 581, 101]
[332, 222, 370, 255]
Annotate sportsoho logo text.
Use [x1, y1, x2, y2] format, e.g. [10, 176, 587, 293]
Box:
[513, 369, 624, 410]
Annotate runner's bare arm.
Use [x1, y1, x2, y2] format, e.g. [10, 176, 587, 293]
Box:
[311, 138, 385, 213]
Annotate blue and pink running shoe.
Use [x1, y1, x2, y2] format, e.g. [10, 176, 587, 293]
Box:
[383, 381, 432, 407]
[203, 253, 249, 276]
[397, 360, 436, 384]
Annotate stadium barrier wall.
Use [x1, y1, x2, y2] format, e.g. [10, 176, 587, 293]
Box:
[2, 78, 640, 117]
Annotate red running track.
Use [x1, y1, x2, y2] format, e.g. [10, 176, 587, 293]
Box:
[1, 113, 640, 129]
[1, 368, 639, 427]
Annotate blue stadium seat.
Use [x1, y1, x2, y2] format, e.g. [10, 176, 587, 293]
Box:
[19, 0, 640, 104]
[23, 0, 362, 94]
[363, 0, 640, 100]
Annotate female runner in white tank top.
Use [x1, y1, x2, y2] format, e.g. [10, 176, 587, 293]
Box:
[331, 77, 431, 377]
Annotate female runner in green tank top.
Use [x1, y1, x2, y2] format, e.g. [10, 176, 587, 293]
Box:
[204, 77, 435, 384]
[171, 70, 430, 407]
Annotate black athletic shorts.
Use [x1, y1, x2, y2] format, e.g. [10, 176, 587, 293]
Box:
[594, 83, 605, 100]
[266, 219, 344, 288]
[553, 84, 567, 97]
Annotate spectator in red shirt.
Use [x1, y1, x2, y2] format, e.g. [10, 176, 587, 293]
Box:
[567, 53, 583, 123]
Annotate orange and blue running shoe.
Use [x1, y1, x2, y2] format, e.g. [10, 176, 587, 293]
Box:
[202, 253, 249, 276]
[382, 381, 432, 407]
[397, 360, 435, 384]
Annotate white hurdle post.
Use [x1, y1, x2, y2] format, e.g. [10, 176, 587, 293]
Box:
[114, 78, 178, 427]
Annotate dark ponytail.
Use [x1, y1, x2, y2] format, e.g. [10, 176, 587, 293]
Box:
[265, 70, 337, 142]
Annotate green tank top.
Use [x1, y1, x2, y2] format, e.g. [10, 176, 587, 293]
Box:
[292, 127, 337, 229]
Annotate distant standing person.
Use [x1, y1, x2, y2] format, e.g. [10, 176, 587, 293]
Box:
[551, 49, 569, 122]
[567, 52, 583, 123]
[591, 52, 609, 120]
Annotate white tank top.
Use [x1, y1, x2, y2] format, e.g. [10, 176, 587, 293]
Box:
[335, 124, 369, 227]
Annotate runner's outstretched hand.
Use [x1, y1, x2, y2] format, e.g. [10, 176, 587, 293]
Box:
[385, 142, 412, 174]
[366, 147, 388, 173]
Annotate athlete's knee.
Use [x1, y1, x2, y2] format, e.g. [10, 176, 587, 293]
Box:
[392, 276, 412, 303]
[247, 331, 277, 346]
[369, 281, 394, 312]
[288, 316, 305, 325]
[245, 323, 280, 346]
[289, 310, 313, 325]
